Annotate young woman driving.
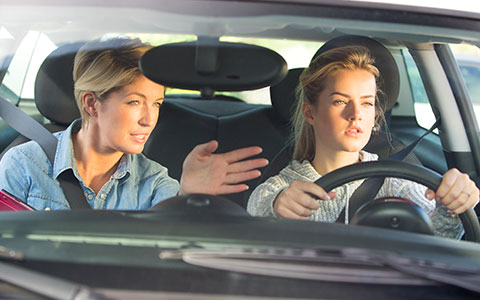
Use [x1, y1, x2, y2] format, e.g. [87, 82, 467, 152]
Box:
[0, 37, 267, 210]
[247, 46, 478, 239]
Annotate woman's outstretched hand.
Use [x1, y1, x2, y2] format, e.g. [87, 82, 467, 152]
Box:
[425, 168, 479, 215]
[179, 140, 269, 195]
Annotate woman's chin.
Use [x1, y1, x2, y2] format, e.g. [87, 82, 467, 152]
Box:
[121, 145, 145, 155]
[342, 141, 368, 153]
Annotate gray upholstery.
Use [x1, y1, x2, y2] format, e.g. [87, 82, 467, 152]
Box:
[143, 98, 290, 207]
[34, 42, 82, 126]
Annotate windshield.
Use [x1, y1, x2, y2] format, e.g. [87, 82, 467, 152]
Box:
[0, 0, 480, 299]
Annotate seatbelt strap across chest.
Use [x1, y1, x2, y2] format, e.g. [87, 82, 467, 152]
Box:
[0, 96, 91, 209]
[335, 119, 441, 223]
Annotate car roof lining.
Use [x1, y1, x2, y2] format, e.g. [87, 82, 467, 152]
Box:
[3, 2, 480, 48]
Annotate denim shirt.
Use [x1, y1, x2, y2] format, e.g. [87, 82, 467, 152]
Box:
[0, 119, 179, 210]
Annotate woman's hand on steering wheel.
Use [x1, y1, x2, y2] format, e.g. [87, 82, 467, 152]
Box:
[425, 168, 479, 215]
[273, 180, 335, 220]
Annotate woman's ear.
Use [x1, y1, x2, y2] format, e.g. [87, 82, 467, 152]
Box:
[302, 102, 315, 125]
[82, 91, 98, 118]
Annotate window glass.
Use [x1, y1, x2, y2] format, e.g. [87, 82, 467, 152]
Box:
[404, 44, 480, 129]
[402, 49, 436, 129]
[0, 31, 56, 105]
[450, 44, 480, 109]
[2, 32, 323, 107]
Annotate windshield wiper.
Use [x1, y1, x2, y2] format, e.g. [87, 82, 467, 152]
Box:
[160, 247, 480, 293]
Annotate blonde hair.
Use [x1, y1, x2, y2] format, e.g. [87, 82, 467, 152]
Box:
[73, 37, 153, 126]
[292, 45, 385, 162]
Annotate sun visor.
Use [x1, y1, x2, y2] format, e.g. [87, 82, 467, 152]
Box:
[140, 40, 288, 97]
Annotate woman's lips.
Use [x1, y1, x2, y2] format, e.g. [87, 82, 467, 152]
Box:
[131, 133, 148, 143]
[345, 126, 363, 137]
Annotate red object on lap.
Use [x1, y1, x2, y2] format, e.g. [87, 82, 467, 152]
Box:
[0, 190, 33, 211]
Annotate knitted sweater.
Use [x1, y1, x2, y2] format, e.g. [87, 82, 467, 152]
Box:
[247, 151, 463, 239]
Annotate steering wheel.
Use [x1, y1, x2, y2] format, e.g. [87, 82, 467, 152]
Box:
[314, 160, 480, 242]
[149, 193, 250, 217]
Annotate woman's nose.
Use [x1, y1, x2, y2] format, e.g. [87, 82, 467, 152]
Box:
[347, 102, 362, 121]
[139, 105, 157, 127]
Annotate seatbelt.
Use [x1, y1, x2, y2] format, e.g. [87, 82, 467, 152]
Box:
[0, 96, 91, 209]
[336, 119, 441, 223]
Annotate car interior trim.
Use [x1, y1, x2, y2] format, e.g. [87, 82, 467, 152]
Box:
[435, 44, 480, 176]
[408, 46, 471, 152]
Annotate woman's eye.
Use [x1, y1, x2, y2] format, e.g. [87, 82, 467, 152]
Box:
[154, 101, 162, 108]
[128, 100, 140, 105]
[333, 100, 346, 105]
[363, 101, 374, 107]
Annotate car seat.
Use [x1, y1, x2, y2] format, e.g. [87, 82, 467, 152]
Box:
[139, 40, 292, 207]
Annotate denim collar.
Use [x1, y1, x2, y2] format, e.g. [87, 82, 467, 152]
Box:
[52, 119, 131, 181]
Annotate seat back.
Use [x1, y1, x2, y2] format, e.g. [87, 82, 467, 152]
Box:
[141, 40, 290, 207]
[143, 97, 291, 207]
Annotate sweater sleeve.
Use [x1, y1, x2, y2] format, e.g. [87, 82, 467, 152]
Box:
[247, 173, 291, 217]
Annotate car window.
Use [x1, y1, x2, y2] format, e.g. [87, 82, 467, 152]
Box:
[3, 32, 322, 107]
[405, 43, 480, 129]
[0, 31, 56, 106]
[451, 44, 480, 106]
[402, 49, 436, 129]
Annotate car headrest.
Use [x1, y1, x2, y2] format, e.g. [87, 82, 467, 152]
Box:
[34, 42, 83, 125]
[270, 35, 400, 123]
[140, 40, 288, 97]
[270, 68, 303, 123]
[313, 35, 400, 111]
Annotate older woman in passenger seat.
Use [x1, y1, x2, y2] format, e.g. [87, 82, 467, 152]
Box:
[247, 46, 478, 239]
[0, 37, 267, 210]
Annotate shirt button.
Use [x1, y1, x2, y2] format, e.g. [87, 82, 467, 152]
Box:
[101, 193, 105, 199]
[44, 207, 51, 211]
[88, 194, 93, 200]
